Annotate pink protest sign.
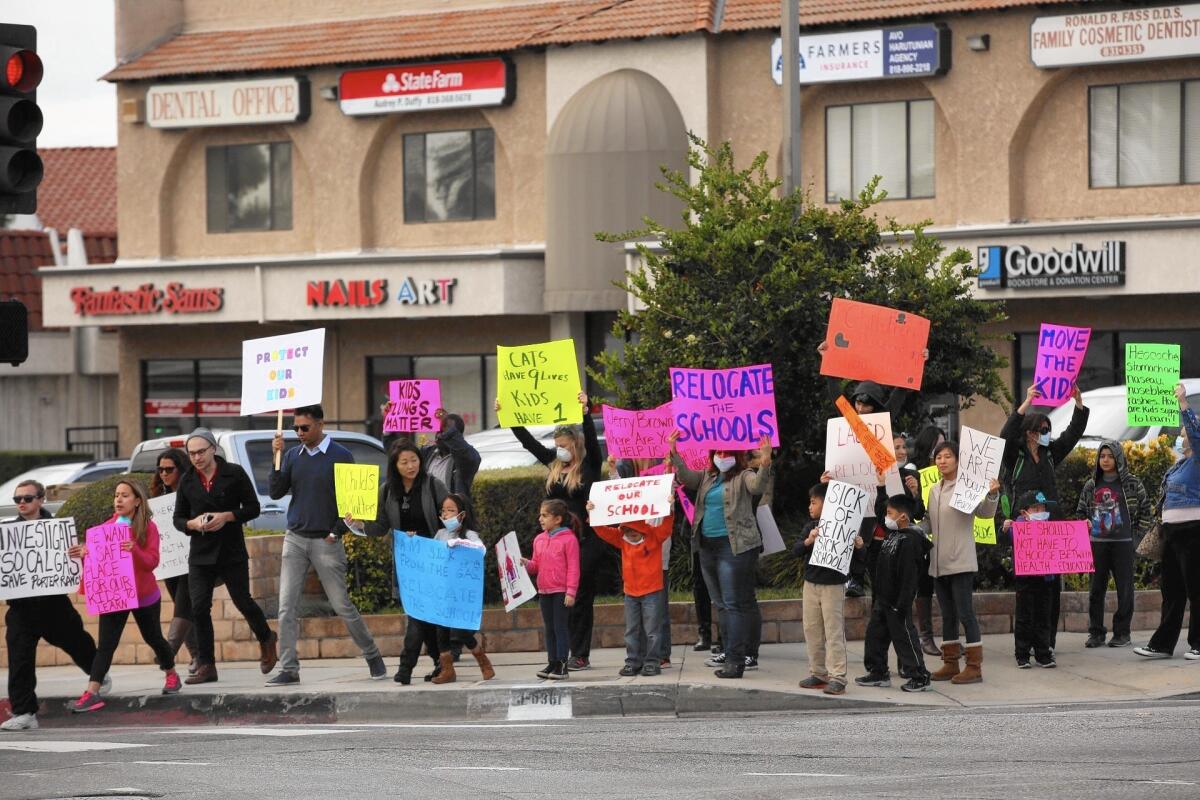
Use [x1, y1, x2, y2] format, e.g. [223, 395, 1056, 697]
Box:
[384, 379, 442, 433]
[670, 364, 779, 450]
[83, 523, 139, 616]
[1032, 323, 1091, 407]
[675, 486, 696, 525]
[601, 402, 675, 459]
[1013, 520, 1095, 576]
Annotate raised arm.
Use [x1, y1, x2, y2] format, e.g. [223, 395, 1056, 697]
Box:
[581, 402, 602, 475]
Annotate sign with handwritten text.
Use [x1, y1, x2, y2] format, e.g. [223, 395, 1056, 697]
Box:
[239, 328, 326, 416]
[810, 480, 869, 574]
[0, 518, 81, 600]
[919, 465, 996, 545]
[496, 339, 583, 427]
[670, 364, 779, 450]
[836, 396, 897, 472]
[676, 486, 696, 525]
[395, 533, 484, 629]
[1013, 520, 1094, 576]
[820, 298, 930, 389]
[1032, 323, 1091, 408]
[384, 379, 442, 433]
[602, 402, 675, 459]
[149, 493, 189, 581]
[1125, 343, 1180, 426]
[335, 464, 380, 521]
[496, 531, 537, 612]
[83, 523, 139, 615]
[949, 426, 1002, 515]
[826, 411, 902, 514]
[588, 475, 674, 526]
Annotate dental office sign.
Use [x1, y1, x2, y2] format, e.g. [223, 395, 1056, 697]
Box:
[1031, 4, 1200, 68]
[977, 241, 1126, 290]
[147, 77, 309, 128]
[771, 24, 950, 85]
[339, 58, 512, 116]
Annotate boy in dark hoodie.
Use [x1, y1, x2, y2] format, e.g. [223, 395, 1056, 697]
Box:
[855, 492, 932, 693]
[1075, 441, 1152, 649]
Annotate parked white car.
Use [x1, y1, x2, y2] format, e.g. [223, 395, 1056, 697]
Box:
[0, 460, 131, 520]
[466, 419, 608, 472]
[1045, 378, 1200, 449]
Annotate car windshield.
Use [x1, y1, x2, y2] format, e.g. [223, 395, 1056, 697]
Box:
[0, 464, 88, 500]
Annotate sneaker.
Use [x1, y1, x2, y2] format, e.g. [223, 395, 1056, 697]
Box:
[1036, 657, 1057, 669]
[565, 657, 591, 671]
[692, 640, 711, 652]
[798, 675, 828, 690]
[1085, 634, 1106, 648]
[705, 653, 726, 667]
[1185, 649, 1200, 661]
[744, 656, 759, 670]
[619, 664, 639, 677]
[1016, 659, 1032, 669]
[714, 666, 743, 679]
[0, 713, 37, 731]
[642, 662, 661, 677]
[854, 673, 891, 688]
[547, 661, 568, 680]
[366, 655, 387, 680]
[822, 679, 846, 695]
[162, 670, 182, 695]
[901, 676, 931, 693]
[1107, 635, 1132, 648]
[1134, 646, 1172, 659]
[660, 658, 671, 668]
[99, 674, 112, 696]
[70, 692, 105, 713]
[536, 663, 554, 679]
[844, 579, 865, 598]
[265, 671, 300, 686]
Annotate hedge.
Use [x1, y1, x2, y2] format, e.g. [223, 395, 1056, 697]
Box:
[56, 472, 156, 535]
[0, 450, 89, 486]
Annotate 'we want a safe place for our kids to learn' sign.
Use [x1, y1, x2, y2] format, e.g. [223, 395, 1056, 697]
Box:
[384, 380, 442, 434]
[496, 339, 583, 427]
[670, 364, 780, 451]
[83, 523, 139, 616]
[0, 518, 81, 600]
[1032, 323, 1091, 408]
[240, 328, 326, 416]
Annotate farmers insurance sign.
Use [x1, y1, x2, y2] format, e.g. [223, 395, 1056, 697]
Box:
[1031, 4, 1200, 68]
[772, 24, 950, 84]
[147, 77, 310, 128]
[339, 58, 513, 116]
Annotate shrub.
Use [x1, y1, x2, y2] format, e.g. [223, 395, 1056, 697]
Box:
[55, 473, 155, 536]
[0, 451, 87, 485]
[344, 532, 395, 613]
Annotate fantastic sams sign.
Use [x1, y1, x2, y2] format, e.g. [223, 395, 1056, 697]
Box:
[977, 242, 1126, 290]
[339, 58, 513, 116]
[772, 24, 950, 84]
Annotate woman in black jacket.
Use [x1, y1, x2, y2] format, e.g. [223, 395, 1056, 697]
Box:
[151, 448, 200, 673]
[496, 391, 604, 670]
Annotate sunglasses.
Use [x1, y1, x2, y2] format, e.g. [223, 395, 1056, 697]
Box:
[1038, 427, 1051, 435]
[293, 424, 312, 433]
[12, 494, 40, 504]
[157, 466, 177, 473]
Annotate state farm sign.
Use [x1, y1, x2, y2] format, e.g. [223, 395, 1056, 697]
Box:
[1031, 4, 1200, 68]
[338, 58, 513, 116]
[146, 77, 310, 128]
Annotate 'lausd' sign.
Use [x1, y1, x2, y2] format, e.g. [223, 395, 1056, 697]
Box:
[670, 364, 779, 450]
[0, 518, 81, 600]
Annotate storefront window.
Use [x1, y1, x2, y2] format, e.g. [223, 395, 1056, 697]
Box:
[825, 100, 934, 202]
[403, 129, 496, 223]
[142, 358, 273, 440]
[1090, 80, 1200, 188]
[206, 142, 293, 232]
[367, 354, 497, 435]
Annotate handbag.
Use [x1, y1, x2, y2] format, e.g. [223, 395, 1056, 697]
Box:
[1136, 520, 1165, 561]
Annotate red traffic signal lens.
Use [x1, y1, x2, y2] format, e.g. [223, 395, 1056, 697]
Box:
[5, 50, 41, 93]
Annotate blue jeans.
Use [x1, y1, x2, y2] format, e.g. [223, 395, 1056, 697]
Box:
[698, 535, 758, 663]
[624, 591, 664, 668]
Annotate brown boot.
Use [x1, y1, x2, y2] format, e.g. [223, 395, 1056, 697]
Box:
[471, 645, 495, 681]
[930, 642, 961, 681]
[430, 652, 456, 684]
[166, 618, 192, 657]
[914, 598, 939, 656]
[951, 645, 983, 684]
[259, 630, 279, 675]
[185, 662, 218, 685]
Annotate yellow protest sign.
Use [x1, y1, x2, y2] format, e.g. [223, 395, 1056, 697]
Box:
[335, 464, 379, 521]
[919, 465, 997, 545]
[496, 338, 583, 427]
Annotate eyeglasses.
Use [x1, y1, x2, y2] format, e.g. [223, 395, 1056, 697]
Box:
[187, 446, 213, 458]
[12, 495, 40, 504]
[157, 466, 177, 473]
[293, 424, 312, 433]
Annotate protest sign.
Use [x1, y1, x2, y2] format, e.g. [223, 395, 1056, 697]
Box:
[602, 402, 674, 459]
[149, 493, 189, 581]
[0, 518, 81, 600]
[588, 475, 674, 527]
[394, 533, 484, 629]
[756, 505, 786, 556]
[810, 480, 870, 574]
[835, 396, 897, 472]
[335, 464, 380, 521]
[496, 339, 583, 427]
[1013, 520, 1094, 576]
[83, 523, 138, 615]
[918, 465, 997, 545]
[239, 328, 326, 416]
[826, 410, 902, 513]
[1032, 323, 1091, 407]
[820, 298, 930, 389]
[670, 364, 779, 450]
[1125, 343, 1181, 426]
[949, 426, 1003, 515]
[496, 531, 536, 612]
[675, 486, 696, 524]
[384, 379, 442, 433]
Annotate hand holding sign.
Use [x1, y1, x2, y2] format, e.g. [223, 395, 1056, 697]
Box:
[820, 299, 930, 389]
[1031, 323, 1091, 407]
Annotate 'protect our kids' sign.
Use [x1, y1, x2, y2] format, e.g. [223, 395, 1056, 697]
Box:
[810, 480, 870, 575]
[83, 523, 139, 615]
[394, 533, 484, 630]
[602, 402, 675, 459]
[384, 380, 442, 434]
[587, 474, 674, 526]
[239, 328, 326, 416]
[496, 339, 583, 427]
[1125, 343, 1181, 426]
[670, 364, 779, 450]
[1013, 520, 1094, 576]
[335, 464, 380, 521]
[820, 298, 930, 390]
[1031, 323, 1091, 408]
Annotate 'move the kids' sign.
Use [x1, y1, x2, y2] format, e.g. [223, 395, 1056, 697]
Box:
[240, 328, 326, 415]
[670, 364, 779, 450]
[496, 339, 583, 427]
[1032, 323, 1091, 407]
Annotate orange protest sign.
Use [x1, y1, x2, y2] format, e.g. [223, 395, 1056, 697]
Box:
[835, 396, 897, 472]
[820, 298, 930, 390]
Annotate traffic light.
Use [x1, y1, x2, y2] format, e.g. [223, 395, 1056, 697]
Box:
[0, 299, 29, 366]
[0, 23, 42, 215]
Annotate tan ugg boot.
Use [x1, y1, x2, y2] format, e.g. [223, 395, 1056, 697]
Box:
[951, 645, 983, 684]
[430, 652, 457, 684]
[930, 642, 961, 681]
[471, 645, 495, 681]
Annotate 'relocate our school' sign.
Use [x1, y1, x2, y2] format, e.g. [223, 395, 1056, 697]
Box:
[670, 364, 780, 451]
[587, 475, 674, 527]
[771, 24, 950, 85]
[1030, 4, 1200, 69]
[239, 328, 326, 416]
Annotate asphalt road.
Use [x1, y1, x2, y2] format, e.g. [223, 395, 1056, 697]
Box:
[1, 701, 1198, 800]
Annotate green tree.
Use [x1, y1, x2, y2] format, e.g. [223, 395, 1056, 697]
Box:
[591, 137, 1009, 505]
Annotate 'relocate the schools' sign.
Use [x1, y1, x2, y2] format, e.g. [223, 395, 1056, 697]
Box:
[146, 77, 310, 128]
[1031, 4, 1200, 68]
[339, 58, 513, 116]
[771, 24, 950, 85]
[977, 241, 1126, 290]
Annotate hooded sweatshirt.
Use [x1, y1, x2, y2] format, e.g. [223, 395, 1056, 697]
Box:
[526, 526, 581, 596]
[873, 524, 932, 610]
[1074, 439, 1152, 542]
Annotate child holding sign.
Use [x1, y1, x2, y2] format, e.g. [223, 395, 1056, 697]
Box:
[523, 499, 581, 681]
[1006, 491, 1059, 669]
[67, 480, 182, 713]
[429, 493, 494, 684]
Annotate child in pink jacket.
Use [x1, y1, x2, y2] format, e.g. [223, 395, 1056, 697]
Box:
[523, 499, 581, 681]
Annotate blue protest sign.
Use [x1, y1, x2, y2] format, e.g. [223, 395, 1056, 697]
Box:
[394, 533, 484, 630]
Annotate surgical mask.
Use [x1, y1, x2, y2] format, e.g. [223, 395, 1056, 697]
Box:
[714, 456, 736, 473]
[1038, 433, 1051, 447]
[1175, 436, 1186, 456]
[884, 516, 900, 531]
[1027, 511, 1051, 521]
[555, 447, 572, 463]
[444, 516, 462, 533]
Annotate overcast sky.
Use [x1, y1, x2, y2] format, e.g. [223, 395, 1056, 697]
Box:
[6, 0, 117, 148]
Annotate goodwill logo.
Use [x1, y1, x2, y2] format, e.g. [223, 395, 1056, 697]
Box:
[977, 241, 1126, 290]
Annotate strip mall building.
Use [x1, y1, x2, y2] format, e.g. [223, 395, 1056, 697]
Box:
[40, 0, 1200, 453]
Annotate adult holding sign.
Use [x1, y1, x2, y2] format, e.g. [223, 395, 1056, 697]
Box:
[240, 328, 326, 470]
[174, 428, 276, 686]
[1030, 323, 1091, 408]
[495, 390, 605, 672]
[67, 480, 182, 714]
[1, 481, 102, 732]
[819, 298, 931, 390]
[1125, 343, 1181, 426]
[149, 448, 200, 675]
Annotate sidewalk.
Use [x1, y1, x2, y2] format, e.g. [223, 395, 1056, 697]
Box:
[4, 630, 1197, 727]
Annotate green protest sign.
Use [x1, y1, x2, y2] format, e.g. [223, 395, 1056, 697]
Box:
[1125, 343, 1180, 426]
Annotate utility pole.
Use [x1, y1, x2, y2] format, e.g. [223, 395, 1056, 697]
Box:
[781, 0, 801, 198]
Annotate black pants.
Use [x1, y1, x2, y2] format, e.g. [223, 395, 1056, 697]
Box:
[849, 520, 879, 585]
[1089, 540, 1135, 639]
[165, 574, 192, 621]
[1049, 575, 1062, 649]
[540, 592, 570, 661]
[5, 596, 97, 716]
[568, 534, 606, 659]
[399, 617, 440, 671]
[862, 600, 927, 679]
[436, 625, 478, 652]
[934, 572, 981, 644]
[189, 559, 272, 664]
[693, 551, 713, 638]
[1148, 525, 1200, 654]
[1014, 576, 1055, 661]
[90, 599, 174, 683]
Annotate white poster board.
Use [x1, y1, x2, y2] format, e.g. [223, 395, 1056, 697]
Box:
[150, 493, 190, 581]
[825, 411, 901, 516]
[587, 475, 674, 527]
[0, 517, 81, 599]
[809, 480, 870, 575]
[496, 531, 536, 612]
[949, 426, 1003, 515]
[239, 328, 326, 416]
[756, 505, 786, 556]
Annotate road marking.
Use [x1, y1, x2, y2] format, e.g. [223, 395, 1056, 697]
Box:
[743, 772, 851, 778]
[432, 766, 524, 771]
[0, 741, 151, 753]
[132, 761, 214, 766]
[347, 723, 568, 729]
[183, 727, 357, 737]
[1140, 780, 1196, 786]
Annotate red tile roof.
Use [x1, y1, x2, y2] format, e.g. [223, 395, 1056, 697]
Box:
[37, 147, 118, 235]
[105, 0, 1082, 82]
[0, 230, 117, 331]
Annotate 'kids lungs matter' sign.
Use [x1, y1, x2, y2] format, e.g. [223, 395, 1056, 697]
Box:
[240, 328, 326, 415]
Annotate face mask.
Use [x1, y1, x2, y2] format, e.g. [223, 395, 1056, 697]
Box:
[1038, 433, 1051, 447]
[714, 456, 736, 473]
[884, 516, 900, 531]
[1027, 511, 1051, 521]
[555, 447, 572, 463]
[1175, 436, 1186, 456]
[444, 516, 462, 533]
